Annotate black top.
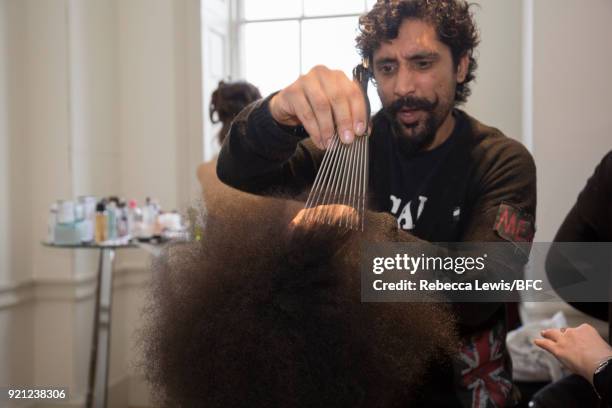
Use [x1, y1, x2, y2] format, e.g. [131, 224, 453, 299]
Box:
[217, 96, 537, 407]
[546, 151, 612, 322]
[557, 151, 612, 242]
[388, 112, 461, 231]
[595, 359, 612, 406]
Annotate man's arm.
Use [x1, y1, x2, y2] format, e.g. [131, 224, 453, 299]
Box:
[216, 96, 324, 195]
[461, 139, 537, 243]
[454, 138, 537, 326]
[217, 65, 368, 195]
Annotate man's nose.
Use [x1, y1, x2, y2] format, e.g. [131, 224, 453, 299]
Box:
[393, 66, 416, 98]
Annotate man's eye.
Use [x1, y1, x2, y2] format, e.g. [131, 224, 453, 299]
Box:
[379, 65, 396, 75]
[415, 60, 433, 70]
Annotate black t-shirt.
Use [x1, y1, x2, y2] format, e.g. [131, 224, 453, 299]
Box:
[388, 112, 462, 232]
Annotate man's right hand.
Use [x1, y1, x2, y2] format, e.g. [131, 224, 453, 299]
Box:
[269, 65, 368, 149]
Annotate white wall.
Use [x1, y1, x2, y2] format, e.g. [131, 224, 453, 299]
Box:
[26, 0, 75, 283]
[0, 0, 32, 289]
[532, 0, 612, 241]
[69, 0, 120, 198]
[0, 0, 10, 287]
[467, 0, 523, 141]
[0, 0, 35, 394]
[0, 0, 203, 406]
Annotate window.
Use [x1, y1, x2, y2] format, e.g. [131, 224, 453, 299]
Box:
[238, 0, 381, 112]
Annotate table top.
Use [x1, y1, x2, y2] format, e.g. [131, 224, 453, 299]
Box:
[41, 238, 186, 257]
[42, 241, 139, 249]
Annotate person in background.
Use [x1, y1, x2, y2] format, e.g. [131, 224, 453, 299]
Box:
[209, 80, 262, 146]
[531, 150, 612, 407]
[197, 80, 261, 195]
[546, 150, 612, 321]
[535, 324, 612, 407]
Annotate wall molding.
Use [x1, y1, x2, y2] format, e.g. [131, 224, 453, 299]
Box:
[29, 374, 131, 408]
[0, 265, 150, 310]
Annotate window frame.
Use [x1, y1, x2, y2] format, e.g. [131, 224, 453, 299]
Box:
[235, 0, 370, 82]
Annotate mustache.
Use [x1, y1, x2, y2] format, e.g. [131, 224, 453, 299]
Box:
[385, 96, 438, 115]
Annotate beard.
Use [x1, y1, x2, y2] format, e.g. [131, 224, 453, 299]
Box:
[383, 94, 453, 154]
[139, 192, 459, 408]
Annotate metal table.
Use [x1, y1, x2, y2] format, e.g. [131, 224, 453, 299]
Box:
[43, 241, 138, 408]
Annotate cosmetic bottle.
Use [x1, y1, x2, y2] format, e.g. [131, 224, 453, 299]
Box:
[78, 196, 96, 243]
[47, 203, 58, 243]
[140, 197, 154, 239]
[54, 200, 81, 245]
[95, 202, 107, 244]
[107, 201, 118, 241]
[128, 200, 142, 238]
[117, 200, 129, 238]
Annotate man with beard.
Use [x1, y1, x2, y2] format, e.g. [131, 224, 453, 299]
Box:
[217, 0, 536, 406]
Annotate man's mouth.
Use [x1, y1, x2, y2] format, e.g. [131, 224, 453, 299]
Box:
[397, 108, 423, 125]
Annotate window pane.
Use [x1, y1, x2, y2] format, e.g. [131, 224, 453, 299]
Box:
[243, 0, 301, 20]
[303, 0, 366, 17]
[243, 21, 300, 97]
[301, 17, 362, 77]
[302, 16, 382, 115]
[368, 83, 382, 116]
[366, 0, 377, 11]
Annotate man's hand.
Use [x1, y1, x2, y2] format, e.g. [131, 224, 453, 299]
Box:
[269, 65, 368, 149]
[534, 323, 612, 384]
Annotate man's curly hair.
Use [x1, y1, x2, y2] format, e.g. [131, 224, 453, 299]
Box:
[357, 0, 480, 104]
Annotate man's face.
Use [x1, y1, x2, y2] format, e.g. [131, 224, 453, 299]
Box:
[372, 19, 468, 150]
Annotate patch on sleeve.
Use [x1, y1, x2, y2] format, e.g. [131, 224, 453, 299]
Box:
[494, 203, 535, 243]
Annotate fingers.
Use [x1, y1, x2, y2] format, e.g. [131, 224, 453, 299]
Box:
[318, 69, 369, 143]
[541, 328, 563, 341]
[287, 88, 326, 149]
[328, 86, 353, 144]
[302, 76, 336, 148]
[276, 66, 370, 149]
[348, 81, 368, 137]
[317, 70, 364, 144]
[533, 338, 558, 356]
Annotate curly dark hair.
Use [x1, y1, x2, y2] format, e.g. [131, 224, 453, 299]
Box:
[139, 193, 459, 407]
[356, 0, 480, 104]
[210, 80, 261, 144]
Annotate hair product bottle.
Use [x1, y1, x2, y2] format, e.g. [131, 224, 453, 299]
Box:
[95, 202, 108, 244]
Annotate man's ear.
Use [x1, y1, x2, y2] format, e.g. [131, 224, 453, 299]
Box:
[456, 53, 469, 84]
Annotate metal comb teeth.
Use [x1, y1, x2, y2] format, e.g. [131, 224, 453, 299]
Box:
[300, 61, 371, 231]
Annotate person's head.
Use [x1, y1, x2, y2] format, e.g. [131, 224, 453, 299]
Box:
[209, 80, 261, 144]
[356, 0, 479, 151]
[141, 194, 459, 407]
